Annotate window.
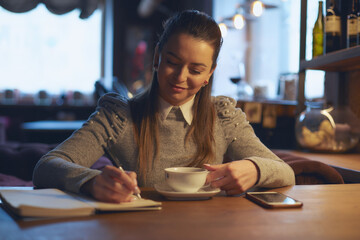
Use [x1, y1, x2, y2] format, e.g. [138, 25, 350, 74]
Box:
[304, 0, 325, 100]
[0, 4, 102, 96]
[212, 0, 324, 100]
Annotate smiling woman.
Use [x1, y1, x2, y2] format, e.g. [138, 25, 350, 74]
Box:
[33, 10, 295, 204]
[155, 33, 215, 106]
[0, 3, 102, 95]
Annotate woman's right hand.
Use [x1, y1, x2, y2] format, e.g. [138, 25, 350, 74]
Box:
[81, 165, 140, 203]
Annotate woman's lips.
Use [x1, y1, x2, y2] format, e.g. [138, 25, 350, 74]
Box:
[170, 83, 186, 92]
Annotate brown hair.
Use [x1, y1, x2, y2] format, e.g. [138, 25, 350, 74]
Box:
[129, 10, 223, 184]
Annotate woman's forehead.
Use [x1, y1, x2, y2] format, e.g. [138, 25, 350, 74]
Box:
[161, 33, 214, 65]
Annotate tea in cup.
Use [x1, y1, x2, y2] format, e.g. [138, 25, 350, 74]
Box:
[164, 167, 208, 193]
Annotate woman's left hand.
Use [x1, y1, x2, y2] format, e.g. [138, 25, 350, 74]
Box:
[203, 160, 259, 195]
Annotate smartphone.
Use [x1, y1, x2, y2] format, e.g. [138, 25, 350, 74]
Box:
[245, 192, 303, 209]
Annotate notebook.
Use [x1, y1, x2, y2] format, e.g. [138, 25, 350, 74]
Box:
[0, 188, 161, 218]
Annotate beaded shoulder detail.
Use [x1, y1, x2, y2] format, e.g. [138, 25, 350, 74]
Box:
[213, 96, 247, 143]
[97, 93, 129, 117]
[83, 93, 130, 144]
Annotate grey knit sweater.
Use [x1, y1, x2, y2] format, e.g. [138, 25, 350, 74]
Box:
[33, 93, 295, 193]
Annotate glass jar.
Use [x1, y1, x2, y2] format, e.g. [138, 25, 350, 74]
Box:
[295, 102, 360, 152]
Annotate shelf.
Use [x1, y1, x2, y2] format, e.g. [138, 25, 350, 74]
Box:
[0, 104, 96, 111]
[300, 46, 360, 72]
[237, 98, 297, 106]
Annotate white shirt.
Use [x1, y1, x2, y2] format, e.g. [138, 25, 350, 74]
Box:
[159, 97, 194, 125]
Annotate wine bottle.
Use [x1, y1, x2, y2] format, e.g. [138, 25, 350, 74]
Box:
[325, 0, 341, 53]
[347, 0, 358, 48]
[313, 1, 324, 58]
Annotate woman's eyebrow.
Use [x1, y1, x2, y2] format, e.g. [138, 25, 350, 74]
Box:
[166, 51, 208, 68]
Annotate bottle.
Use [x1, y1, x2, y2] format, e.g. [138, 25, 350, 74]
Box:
[313, 1, 324, 58]
[325, 0, 341, 53]
[347, 0, 358, 48]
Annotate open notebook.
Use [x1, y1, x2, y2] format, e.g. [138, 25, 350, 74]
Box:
[0, 188, 161, 218]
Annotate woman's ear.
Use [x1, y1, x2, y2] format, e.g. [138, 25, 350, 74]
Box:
[210, 64, 217, 75]
[153, 44, 160, 70]
[207, 64, 217, 79]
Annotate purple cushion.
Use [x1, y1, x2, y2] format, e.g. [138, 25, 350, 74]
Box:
[0, 143, 56, 181]
[0, 142, 113, 186]
[0, 173, 34, 186]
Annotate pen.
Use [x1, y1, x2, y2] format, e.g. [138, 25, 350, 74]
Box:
[103, 146, 142, 199]
[118, 166, 142, 199]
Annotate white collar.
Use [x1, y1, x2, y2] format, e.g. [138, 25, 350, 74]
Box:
[159, 97, 194, 125]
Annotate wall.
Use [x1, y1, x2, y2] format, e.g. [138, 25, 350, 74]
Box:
[348, 70, 360, 120]
[348, 70, 360, 152]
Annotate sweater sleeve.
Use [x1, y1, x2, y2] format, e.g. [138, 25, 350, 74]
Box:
[32, 93, 131, 193]
[214, 96, 295, 188]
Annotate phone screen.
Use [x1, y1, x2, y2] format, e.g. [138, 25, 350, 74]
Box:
[246, 192, 303, 208]
[251, 192, 297, 204]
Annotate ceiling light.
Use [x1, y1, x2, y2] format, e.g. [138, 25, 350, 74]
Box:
[251, 1, 264, 17]
[233, 14, 245, 30]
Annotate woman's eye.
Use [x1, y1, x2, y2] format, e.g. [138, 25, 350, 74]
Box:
[190, 69, 201, 75]
[167, 60, 177, 66]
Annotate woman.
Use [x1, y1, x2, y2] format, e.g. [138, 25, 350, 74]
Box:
[33, 10, 295, 203]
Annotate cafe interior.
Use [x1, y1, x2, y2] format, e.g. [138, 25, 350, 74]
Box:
[0, 0, 359, 239]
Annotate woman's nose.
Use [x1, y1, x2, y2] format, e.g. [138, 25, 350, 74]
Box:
[174, 67, 188, 82]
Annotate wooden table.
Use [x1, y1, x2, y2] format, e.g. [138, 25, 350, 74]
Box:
[1, 184, 359, 240]
[275, 149, 360, 183]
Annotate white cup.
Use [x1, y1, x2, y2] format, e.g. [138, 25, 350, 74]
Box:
[164, 167, 208, 193]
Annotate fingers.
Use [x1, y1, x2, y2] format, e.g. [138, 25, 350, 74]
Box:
[222, 184, 245, 196]
[204, 164, 226, 183]
[203, 163, 218, 171]
[103, 166, 137, 191]
[218, 179, 250, 195]
[91, 174, 134, 203]
[127, 171, 141, 195]
[203, 160, 259, 196]
[90, 166, 140, 203]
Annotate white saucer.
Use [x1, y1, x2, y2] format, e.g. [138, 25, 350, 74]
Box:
[154, 182, 221, 200]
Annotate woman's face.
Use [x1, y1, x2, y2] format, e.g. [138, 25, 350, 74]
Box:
[154, 33, 216, 106]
